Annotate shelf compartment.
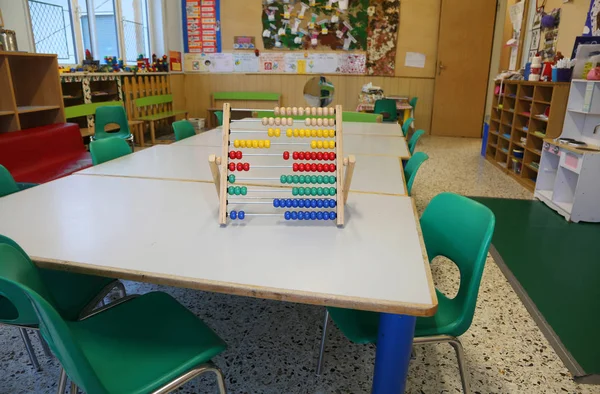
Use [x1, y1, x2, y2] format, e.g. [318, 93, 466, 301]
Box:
[17, 105, 61, 114]
[0, 114, 19, 132]
[0, 58, 17, 116]
[518, 84, 534, 100]
[18, 109, 62, 129]
[534, 85, 553, 103]
[7, 55, 63, 109]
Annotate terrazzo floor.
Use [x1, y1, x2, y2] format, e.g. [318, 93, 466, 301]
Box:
[1, 136, 597, 394]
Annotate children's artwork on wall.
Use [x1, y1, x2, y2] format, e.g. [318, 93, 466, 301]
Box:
[259, 52, 285, 72]
[584, 0, 600, 36]
[233, 53, 260, 72]
[183, 0, 222, 53]
[540, 9, 560, 61]
[261, 0, 368, 51]
[366, 0, 400, 76]
[337, 53, 366, 74]
[184, 53, 233, 73]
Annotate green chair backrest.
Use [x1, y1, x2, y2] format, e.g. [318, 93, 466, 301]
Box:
[420, 193, 495, 337]
[213, 92, 280, 101]
[374, 99, 398, 122]
[342, 112, 382, 123]
[404, 151, 428, 196]
[90, 138, 132, 166]
[0, 234, 42, 325]
[0, 165, 19, 197]
[409, 96, 418, 110]
[408, 129, 426, 155]
[0, 243, 108, 393]
[215, 111, 224, 127]
[94, 105, 131, 140]
[134, 94, 173, 108]
[402, 117, 414, 136]
[172, 120, 196, 141]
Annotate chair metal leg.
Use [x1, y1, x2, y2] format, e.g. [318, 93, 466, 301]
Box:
[448, 338, 471, 394]
[316, 309, 330, 376]
[77, 280, 128, 319]
[70, 381, 78, 394]
[56, 368, 67, 394]
[151, 362, 227, 394]
[19, 328, 41, 371]
[37, 330, 52, 357]
[114, 281, 127, 298]
[413, 335, 471, 394]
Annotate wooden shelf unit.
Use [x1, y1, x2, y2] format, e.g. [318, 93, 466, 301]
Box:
[0, 52, 65, 132]
[486, 80, 570, 192]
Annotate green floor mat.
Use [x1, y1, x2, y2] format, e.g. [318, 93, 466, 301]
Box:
[471, 197, 600, 375]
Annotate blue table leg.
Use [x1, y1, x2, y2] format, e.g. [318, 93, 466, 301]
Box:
[372, 313, 416, 394]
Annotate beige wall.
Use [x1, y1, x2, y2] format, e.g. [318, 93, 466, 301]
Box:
[178, 0, 441, 132]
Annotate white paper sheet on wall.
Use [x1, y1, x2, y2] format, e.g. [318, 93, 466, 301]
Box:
[209, 53, 234, 73]
[284, 53, 308, 74]
[404, 52, 426, 68]
[184, 53, 210, 72]
[233, 53, 259, 73]
[309, 53, 340, 74]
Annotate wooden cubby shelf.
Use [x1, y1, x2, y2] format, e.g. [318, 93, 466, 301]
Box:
[486, 80, 570, 192]
[0, 52, 65, 132]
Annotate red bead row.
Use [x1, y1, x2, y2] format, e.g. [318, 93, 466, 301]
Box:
[292, 163, 336, 173]
[283, 151, 336, 161]
[229, 151, 243, 160]
[228, 162, 250, 172]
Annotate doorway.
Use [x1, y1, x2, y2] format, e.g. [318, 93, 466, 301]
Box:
[431, 0, 498, 137]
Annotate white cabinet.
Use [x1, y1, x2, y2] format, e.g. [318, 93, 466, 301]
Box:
[534, 141, 600, 222]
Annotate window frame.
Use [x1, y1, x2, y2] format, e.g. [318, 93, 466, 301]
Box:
[27, 0, 157, 65]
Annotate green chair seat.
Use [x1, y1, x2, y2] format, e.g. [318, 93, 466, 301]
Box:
[215, 111, 224, 127]
[69, 292, 226, 394]
[0, 165, 20, 197]
[172, 120, 196, 141]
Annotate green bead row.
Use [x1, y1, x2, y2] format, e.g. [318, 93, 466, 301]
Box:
[228, 174, 236, 184]
[280, 175, 336, 185]
[292, 187, 337, 196]
[227, 186, 248, 195]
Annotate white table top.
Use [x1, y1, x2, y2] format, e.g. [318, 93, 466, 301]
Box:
[0, 175, 435, 315]
[225, 119, 405, 137]
[77, 145, 407, 196]
[175, 126, 410, 158]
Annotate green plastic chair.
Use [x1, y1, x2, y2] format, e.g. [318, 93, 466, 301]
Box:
[93, 106, 134, 147]
[215, 111, 224, 127]
[0, 234, 125, 371]
[317, 193, 495, 393]
[410, 97, 418, 111]
[374, 99, 398, 123]
[401, 117, 414, 136]
[90, 138, 132, 166]
[0, 241, 228, 394]
[172, 120, 196, 141]
[408, 129, 426, 155]
[0, 165, 37, 198]
[404, 152, 429, 196]
[342, 112, 382, 123]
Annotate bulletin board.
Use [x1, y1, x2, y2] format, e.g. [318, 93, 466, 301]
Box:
[185, 0, 441, 79]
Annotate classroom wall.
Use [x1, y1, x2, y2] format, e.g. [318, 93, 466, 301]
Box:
[0, 0, 34, 52]
[172, 0, 441, 132]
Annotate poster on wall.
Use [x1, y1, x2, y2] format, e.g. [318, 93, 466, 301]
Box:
[540, 9, 561, 61]
[584, 0, 600, 36]
[338, 53, 366, 74]
[183, 53, 233, 73]
[310, 53, 339, 74]
[259, 53, 285, 73]
[233, 53, 260, 73]
[284, 53, 308, 74]
[183, 0, 222, 53]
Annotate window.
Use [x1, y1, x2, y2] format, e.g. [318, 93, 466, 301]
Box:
[28, 0, 78, 64]
[28, 0, 157, 65]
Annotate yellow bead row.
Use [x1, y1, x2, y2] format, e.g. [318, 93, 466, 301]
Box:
[267, 128, 282, 137]
[233, 140, 271, 149]
[286, 129, 336, 138]
[311, 140, 336, 149]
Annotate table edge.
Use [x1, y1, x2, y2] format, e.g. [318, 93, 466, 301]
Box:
[32, 256, 438, 317]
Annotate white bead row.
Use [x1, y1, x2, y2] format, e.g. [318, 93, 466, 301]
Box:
[305, 118, 335, 127]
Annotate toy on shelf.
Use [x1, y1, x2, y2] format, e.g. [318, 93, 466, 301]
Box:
[208, 104, 356, 226]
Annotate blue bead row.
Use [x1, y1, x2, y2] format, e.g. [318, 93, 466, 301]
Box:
[229, 210, 245, 220]
[284, 211, 337, 221]
[273, 198, 337, 209]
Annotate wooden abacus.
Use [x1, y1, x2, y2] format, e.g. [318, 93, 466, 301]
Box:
[209, 104, 355, 226]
